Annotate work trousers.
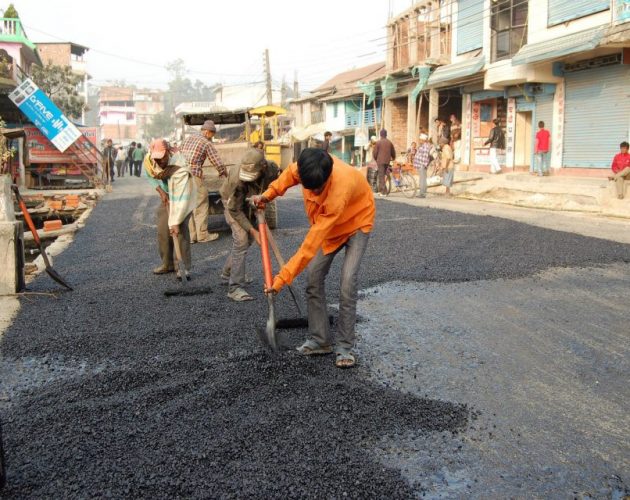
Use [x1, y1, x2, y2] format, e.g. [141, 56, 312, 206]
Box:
[133, 161, 143, 177]
[115, 160, 124, 177]
[613, 167, 630, 198]
[188, 176, 210, 242]
[377, 164, 389, 195]
[222, 208, 252, 292]
[535, 152, 550, 175]
[489, 148, 502, 173]
[418, 167, 427, 196]
[157, 203, 192, 270]
[306, 231, 370, 351]
[367, 168, 378, 193]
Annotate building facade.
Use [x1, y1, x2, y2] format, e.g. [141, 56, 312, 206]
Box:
[385, 0, 630, 174]
[36, 42, 89, 124]
[98, 86, 136, 144]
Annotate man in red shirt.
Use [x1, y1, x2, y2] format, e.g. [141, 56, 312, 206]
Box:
[534, 121, 551, 176]
[609, 141, 630, 199]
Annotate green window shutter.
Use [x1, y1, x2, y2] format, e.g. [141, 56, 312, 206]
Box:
[548, 0, 609, 26]
[457, 0, 484, 55]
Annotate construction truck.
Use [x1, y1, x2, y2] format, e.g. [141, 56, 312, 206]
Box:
[179, 107, 292, 229]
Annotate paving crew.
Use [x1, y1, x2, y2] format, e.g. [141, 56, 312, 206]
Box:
[180, 120, 227, 244]
[220, 149, 279, 302]
[144, 139, 197, 280]
[250, 148, 375, 368]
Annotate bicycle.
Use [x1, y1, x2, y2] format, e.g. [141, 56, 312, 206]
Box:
[385, 161, 417, 198]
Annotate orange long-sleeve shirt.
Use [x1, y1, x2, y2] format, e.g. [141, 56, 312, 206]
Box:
[262, 157, 376, 292]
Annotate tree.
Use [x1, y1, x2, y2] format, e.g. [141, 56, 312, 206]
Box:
[163, 58, 218, 114]
[31, 63, 84, 119]
[4, 4, 19, 18]
[145, 111, 175, 141]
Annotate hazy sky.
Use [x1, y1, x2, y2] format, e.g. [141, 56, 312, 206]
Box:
[11, 0, 415, 92]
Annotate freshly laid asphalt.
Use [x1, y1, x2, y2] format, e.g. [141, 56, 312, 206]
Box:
[1, 176, 629, 498]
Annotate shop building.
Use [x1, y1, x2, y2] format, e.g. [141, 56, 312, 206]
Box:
[424, 0, 630, 175]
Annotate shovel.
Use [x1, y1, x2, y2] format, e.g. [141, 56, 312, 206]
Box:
[256, 208, 278, 351]
[11, 185, 72, 291]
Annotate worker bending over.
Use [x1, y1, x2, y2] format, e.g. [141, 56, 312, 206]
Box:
[251, 148, 376, 368]
[220, 149, 279, 302]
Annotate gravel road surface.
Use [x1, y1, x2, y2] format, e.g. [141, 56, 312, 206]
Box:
[1, 177, 628, 498]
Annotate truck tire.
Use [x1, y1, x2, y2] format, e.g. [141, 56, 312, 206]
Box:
[0, 418, 6, 490]
[265, 201, 279, 230]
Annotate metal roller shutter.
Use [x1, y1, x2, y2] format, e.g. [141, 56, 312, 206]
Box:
[456, 0, 484, 55]
[534, 95, 553, 133]
[548, 0, 609, 26]
[563, 65, 630, 168]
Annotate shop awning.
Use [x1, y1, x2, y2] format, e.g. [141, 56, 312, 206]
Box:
[427, 56, 485, 87]
[512, 25, 607, 66]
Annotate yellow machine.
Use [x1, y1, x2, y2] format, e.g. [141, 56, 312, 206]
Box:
[248, 105, 291, 169]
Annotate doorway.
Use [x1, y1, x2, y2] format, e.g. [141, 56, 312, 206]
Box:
[514, 111, 532, 169]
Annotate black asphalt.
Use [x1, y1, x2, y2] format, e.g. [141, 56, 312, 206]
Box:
[1, 180, 630, 498]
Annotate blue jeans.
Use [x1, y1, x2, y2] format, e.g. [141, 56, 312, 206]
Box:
[535, 152, 549, 175]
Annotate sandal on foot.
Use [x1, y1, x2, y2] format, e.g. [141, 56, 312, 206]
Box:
[297, 339, 333, 356]
[335, 351, 356, 369]
[227, 288, 254, 302]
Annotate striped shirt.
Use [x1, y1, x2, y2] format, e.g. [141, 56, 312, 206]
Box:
[180, 133, 226, 178]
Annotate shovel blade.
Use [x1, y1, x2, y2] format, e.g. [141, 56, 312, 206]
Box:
[257, 294, 278, 352]
[45, 266, 73, 291]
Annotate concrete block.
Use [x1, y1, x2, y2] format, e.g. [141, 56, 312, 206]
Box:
[0, 221, 25, 295]
[0, 174, 15, 222]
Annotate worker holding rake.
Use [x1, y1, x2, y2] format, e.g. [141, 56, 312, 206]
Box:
[251, 148, 375, 368]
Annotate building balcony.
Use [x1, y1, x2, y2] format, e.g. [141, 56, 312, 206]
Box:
[0, 18, 37, 51]
[70, 58, 87, 75]
[345, 108, 382, 129]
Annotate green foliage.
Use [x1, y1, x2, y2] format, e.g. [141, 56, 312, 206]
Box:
[31, 63, 84, 119]
[0, 116, 15, 174]
[4, 3, 19, 18]
[145, 111, 175, 141]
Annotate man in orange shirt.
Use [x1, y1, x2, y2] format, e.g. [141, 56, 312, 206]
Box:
[251, 148, 375, 368]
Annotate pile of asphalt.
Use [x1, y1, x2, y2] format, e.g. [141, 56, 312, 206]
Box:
[1, 188, 629, 497]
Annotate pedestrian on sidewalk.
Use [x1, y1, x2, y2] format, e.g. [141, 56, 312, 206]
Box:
[133, 143, 145, 177]
[534, 121, 551, 176]
[115, 146, 126, 178]
[102, 139, 116, 183]
[180, 120, 227, 244]
[144, 139, 197, 280]
[219, 149, 279, 302]
[373, 129, 396, 197]
[364, 136, 378, 192]
[439, 137, 454, 196]
[608, 141, 630, 199]
[413, 133, 431, 198]
[250, 148, 376, 368]
[126, 141, 136, 176]
[322, 131, 332, 153]
[485, 118, 505, 174]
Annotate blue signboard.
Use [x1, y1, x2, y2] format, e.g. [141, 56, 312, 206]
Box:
[9, 78, 81, 152]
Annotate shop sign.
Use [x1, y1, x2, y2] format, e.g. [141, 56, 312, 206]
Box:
[552, 81, 565, 167]
[463, 95, 472, 165]
[505, 98, 516, 168]
[25, 126, 97, 163]
[9, 78, 82, 152]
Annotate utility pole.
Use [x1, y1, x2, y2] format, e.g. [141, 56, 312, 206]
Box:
[264, 49, 272, 105]
[293, 70, 299, 99]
